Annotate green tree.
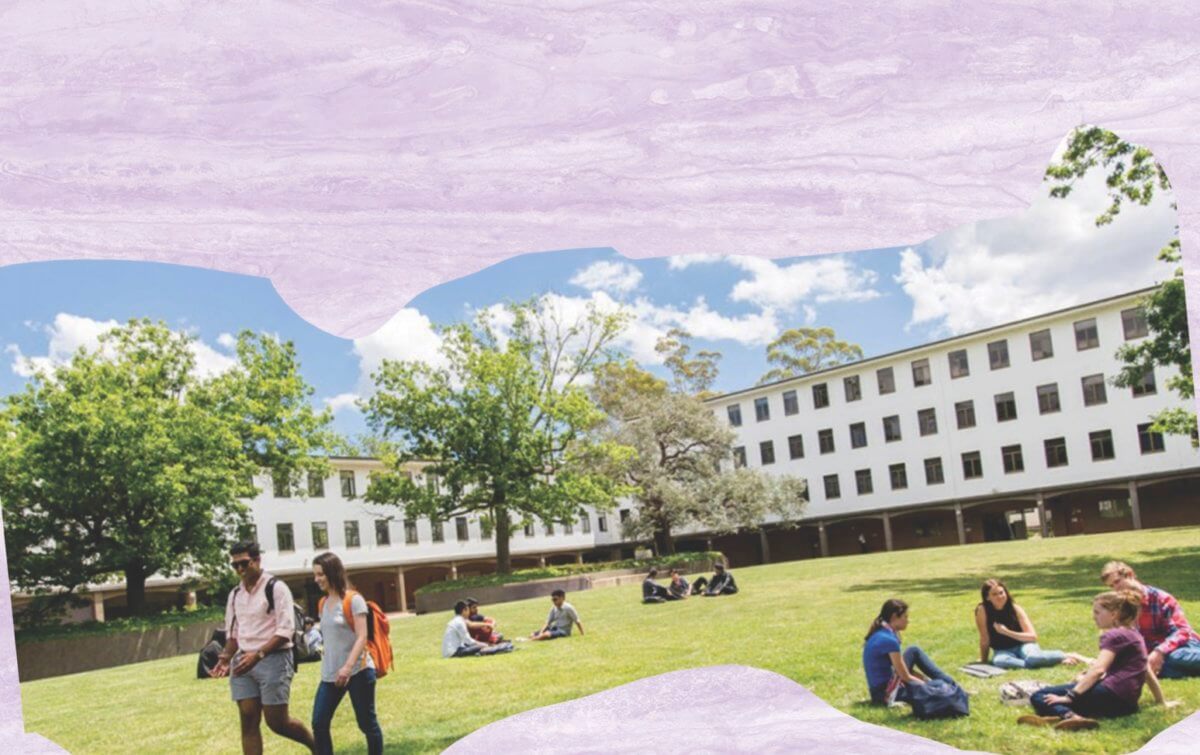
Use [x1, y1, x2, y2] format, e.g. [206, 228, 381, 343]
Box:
[593, 360, 807, 556]
[759, 327, 863, 384]
[654, 327, 722, 397]
[1045, 126, 1193, 441]
[0, 321, 335, 620]
[363, 299, 634, 574]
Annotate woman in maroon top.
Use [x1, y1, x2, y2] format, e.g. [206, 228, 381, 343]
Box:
[1020, 590, 1169, 731]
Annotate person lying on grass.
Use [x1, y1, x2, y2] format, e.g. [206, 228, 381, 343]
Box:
[863, 598, 956, 707]
[975, 578, 1075, 669]
[443, 601, 514, 657]
[530, 589, 584, 640]
[1101, 560, 1200, 680]
[1019, 590, 1174, 732]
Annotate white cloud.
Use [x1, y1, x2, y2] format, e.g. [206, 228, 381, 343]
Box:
[323, 392, 361, 414]
[217, 332, 237, 350]
[666, 253, 725, 270]
[727, 255, 881, 311]
[190, 339, 238, 379]
[896, 164, 1177, 336]
[569, 260, 643, 294]
[351, 307, 447, 389]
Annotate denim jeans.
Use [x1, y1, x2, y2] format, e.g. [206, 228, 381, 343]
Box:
[312, 667, 383, 755]
[991, 642, 1066, 670]
[869, 645, 954, 704]
[1161, 638, 1200, 679]
[1031, 682, 1136, 719]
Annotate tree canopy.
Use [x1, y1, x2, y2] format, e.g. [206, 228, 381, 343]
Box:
[759, 327, 863, 384]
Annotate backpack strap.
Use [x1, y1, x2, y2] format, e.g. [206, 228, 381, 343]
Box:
[265, 576, 278, 614]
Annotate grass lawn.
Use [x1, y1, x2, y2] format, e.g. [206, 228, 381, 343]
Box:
[20, 526, 1200, 754]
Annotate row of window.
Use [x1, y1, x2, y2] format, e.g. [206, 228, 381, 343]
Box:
[727, 308, 1150, 426]
[732, 370, 1158, 466]
[811, 423, 1167, 501]
[249, 512, 610, 553]
[273, 469, 359, 499]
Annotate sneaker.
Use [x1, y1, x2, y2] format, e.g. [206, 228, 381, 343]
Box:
[1017, 715, 1060, 727]
[1054, 717, 1099, 732]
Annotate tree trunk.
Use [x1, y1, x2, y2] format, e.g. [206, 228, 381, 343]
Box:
[494, 503, 512, 575]
[653, 524, 676, 557]
[125, 560, 148, 616]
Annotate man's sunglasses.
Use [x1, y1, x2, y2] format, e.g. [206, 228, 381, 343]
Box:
[230, 558, 255, 571]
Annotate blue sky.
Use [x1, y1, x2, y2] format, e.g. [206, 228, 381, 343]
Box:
[0, 166, 1179, 440]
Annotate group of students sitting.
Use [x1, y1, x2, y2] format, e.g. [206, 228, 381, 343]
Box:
[864, 560, 1198, 732]
[642, 561, 739, 603]
[442, 589, 585, 658]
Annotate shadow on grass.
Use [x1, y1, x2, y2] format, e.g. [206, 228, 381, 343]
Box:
[328, 734, 461, 754]
[844, 545, 1200, 604]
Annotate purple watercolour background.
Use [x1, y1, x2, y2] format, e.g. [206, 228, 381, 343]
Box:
[2, 1, 1199, 751]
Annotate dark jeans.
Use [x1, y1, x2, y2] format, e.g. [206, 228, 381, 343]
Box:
[312, 667, 384, 755]
[1031, 683, 1137, 720]
[868, 646, 954, 705]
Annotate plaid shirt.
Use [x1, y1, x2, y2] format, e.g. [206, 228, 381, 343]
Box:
[1140, 585, 1200, 656]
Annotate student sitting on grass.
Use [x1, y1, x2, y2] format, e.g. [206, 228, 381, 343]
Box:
[443, 601, 513, 657]
[975, 578, 1072, 669]
[1101, 560, 1200, 679]
[1020, 590, 1172, 732]
[863, 598, 956, 706]
[668, 569, 691, 600]
[465, 598, 504, 644]
[530, 590, 584, 640]
[691, 561, 738, 597]
[642, 568, 676, 602]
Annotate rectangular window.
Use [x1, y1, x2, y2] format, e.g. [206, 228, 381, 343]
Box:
[849, 422, 867, 449]
[918, 408, 938, 436]
[276, 523, 295, 553]
[1122, 307, 1149, 340]
[877, 367, 896, 395]
[523, 522, 535, 537]
[787, 434, 804, 460]
[948, 349, 970, 378]
[1029, 329, 1054, 360]
[544, 521, 555, 536]
[564, 520, 574, 535]
[924, 457, 944, 485]
[241, 523, 258, 544]
[456, 516, 469, 542]
[754, 397, 771, 422]
[818, 428, 835, 454]
[1099, 499, 1133, 520]
[311, 521, 329, 550]
[994, 392, 1018, 422]
[620, 509, 631, 523]
[1037, 383, 1061, 414]
[1074, 318, 1099, 350]
[375, 519, 391, 546]
[1138, 423, 1165, 454]
[1082, 374, 1107, 406]
[1001, 444, 1024, 474]
[580, 514, 592, 534]
[404, 518, 418, 545]
[812, 383, 830, 409]
[273, 474, 290, 498]
[955, 400, 976, 430]
[882, 415, 902, 442]
[988, 339, 1010, 370]
[911, 358, 932, 387]
[1044, 437, 1069, 468]
[1132, 369, 1157, 397]
[344, 520, 361, 548]
[481, 517, 494, 539]
[855, 468, 873, 495]
[597, 515, 608, 533]
[823, 474, 841, 500]
[727, 404, 742, 427]
[307, 473, 325, 498]
[759, 440, 776, 465]
[339, 470, 357, 498]
[889, 463, 908, 490]
[431, 518, 444, 543]
[1090, 430, 1115, 461]
[733, 446, 747, 468]
[961, 451, 983, 479]
[844, 375, 862, 402]
[782, 390, 799, 416]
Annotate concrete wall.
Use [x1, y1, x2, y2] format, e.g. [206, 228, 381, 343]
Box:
[17, 621, 219, 682]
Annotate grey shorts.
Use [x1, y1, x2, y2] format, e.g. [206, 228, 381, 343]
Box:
[230, 651, 294, 706]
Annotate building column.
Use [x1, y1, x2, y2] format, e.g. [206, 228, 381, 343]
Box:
[538, 555, 547, 568]
[449, 562, 458, 580]
[575, 552, 584, 565]
[397, 568, 408, 613]
[1128, 481, 1143, 530]
[955, 503, 966, 545]
[705, 538, 714, 552]
[818, 522, 829, 558]
[882, 512, 893, 552]
[759, 530, 771, 564]
[1036, 492, 1048, 538]
[91, 591, 106, 623]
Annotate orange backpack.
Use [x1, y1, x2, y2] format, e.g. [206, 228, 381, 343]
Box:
[319, 590, 394, 679]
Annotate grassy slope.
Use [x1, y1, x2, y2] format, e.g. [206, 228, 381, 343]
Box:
[20, 526, 1200, 754]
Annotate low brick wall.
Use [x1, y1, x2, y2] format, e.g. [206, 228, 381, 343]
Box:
[17, 621, 219, 682]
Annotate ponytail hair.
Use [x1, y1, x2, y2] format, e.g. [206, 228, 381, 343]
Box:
[865, 598, 909, 642]
[1094, 589, 1141, 627]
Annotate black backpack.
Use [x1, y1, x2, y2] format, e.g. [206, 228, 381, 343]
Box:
[231, 577, 307, 671]
[908, 679, 970, 719]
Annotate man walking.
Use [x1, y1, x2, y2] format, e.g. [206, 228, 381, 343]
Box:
[209, 541, 316, 754]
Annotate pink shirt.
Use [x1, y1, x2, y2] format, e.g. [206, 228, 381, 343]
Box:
[224, 572, 295, 654]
